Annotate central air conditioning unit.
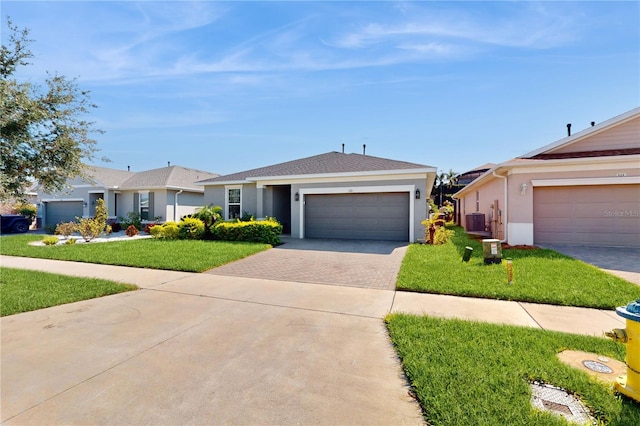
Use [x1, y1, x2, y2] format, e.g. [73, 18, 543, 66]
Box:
[465, 213, 485, 232]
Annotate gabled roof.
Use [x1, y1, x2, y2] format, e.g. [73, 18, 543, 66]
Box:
[198, 151, 434, 184]
[120, 166, 219, 191]
[84, 165, 218, 191]
[85, 166, 136, 187]
[519, 106, 640, 159]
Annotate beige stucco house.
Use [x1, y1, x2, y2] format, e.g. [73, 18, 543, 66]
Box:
[36, 165, 218, 228]
[454, 107, 640, 248]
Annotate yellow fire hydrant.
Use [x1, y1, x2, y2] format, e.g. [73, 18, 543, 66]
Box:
[605, 299, 640, 402]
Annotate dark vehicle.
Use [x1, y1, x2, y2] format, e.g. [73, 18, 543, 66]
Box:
[0, 214, 31, 234]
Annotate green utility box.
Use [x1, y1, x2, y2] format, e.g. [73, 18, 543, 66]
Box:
[482, 239, 502, 265]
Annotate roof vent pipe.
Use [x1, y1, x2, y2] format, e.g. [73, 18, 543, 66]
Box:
[342, 143, 345, 153]
[363, 144, 366, 155]
[591, 121, 595, 127]
[127, 165, 130, 172]
[566, 123, 571, 136]
[168, 161, 171, 167]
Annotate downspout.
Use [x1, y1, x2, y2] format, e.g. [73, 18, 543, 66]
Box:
[174, 189, 183, 222]
[492, 171, 507, 243]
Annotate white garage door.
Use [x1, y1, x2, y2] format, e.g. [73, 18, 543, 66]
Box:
[305, 193, 409, 241]
[533, 185, 640, 247]
[45, 201, 83, 228]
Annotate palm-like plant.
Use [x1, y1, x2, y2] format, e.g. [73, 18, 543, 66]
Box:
[193, 204, 222, 239]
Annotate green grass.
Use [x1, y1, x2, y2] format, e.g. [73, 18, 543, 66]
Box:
[397, 227, 640, 309]
[386, 314, 638, 426]
[0, 234, 271, 272]
[0, 267, 138, 316]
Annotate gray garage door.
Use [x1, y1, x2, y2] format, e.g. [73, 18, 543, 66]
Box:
[305, 193, 409, 241]
[533, 185, 640, 248]
[45, 201, 83, 228]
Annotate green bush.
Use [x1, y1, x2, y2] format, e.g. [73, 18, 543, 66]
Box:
[150, 225, 164, 239]
[212, 218, 282, 245]
[178, 217, 205, 240]
[17, 204, 37, 221]
[163, 222, 180, 240]
[119, 212, 142, 230]
[64, 238, 76, 245]
[42, 236, 59, 246]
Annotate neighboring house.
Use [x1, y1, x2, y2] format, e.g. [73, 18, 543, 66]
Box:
[453, 107, 640, 248]
[198, 151, 437, 242]
[37, 165, 219, 228]
[451, 163, 496, 225]
[456, 163, 496, 186]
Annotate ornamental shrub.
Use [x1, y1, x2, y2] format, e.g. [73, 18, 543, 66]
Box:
[162, 222, 180, 240]
[94, 198, 108, 229]
[150, 225, 164, 239]
[178, 217, 205, 240]
[125, 225, 139, 237]
[144, 223, 158, 234]
[55, 221, 76, 238]
[212, 218, 282, 245]
[64, 238, 76, 245]
[42, 236, 59, 246]
[120, 212, 142, 230]
[76, 217, 104, 242]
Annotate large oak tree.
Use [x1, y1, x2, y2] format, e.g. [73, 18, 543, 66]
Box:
[1, 18, 101, 201]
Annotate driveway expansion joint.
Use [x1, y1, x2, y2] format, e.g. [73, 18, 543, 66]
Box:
[144, 287, 388, 320]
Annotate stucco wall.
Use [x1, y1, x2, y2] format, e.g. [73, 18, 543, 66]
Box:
[203, 184, 257, 220]
[203, 178, 428, 241]
[458, 178, 505, 238]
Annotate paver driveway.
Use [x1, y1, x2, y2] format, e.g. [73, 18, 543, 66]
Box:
[207, 237, 408, 290]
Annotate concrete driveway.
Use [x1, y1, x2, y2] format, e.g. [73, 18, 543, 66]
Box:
[207, 237, 408, 290]
[1, 264, 423, 425]
[541, 244, 640, 285]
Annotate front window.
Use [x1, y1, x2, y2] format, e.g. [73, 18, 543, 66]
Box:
[227, 187, 241, 219]
[140, 191, 149, 220]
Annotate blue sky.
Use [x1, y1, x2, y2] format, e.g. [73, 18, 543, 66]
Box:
[3, 1, 639, 176]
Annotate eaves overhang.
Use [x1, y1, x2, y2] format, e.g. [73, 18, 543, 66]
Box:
[453, 154, 640, 198]
[198, 168, 436, 187]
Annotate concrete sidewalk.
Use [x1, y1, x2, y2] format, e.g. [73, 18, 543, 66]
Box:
[1, 255, 626, 336]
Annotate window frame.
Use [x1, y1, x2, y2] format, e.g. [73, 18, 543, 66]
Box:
[225, 185, 242, 220]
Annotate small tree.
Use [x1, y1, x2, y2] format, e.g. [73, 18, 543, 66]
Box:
[1, 18, 102, 202]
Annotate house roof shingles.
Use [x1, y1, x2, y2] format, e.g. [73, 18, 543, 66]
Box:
[198, 152, 434, 184]
[85, 166, 135, 187]
[86, 165, 218, 191]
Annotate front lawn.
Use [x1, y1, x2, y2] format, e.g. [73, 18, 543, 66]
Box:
[0, 267, 138, 316]
[386, 314, 637, 425]
[397, 227, 640, 309]
[0, 234, 271, 272]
